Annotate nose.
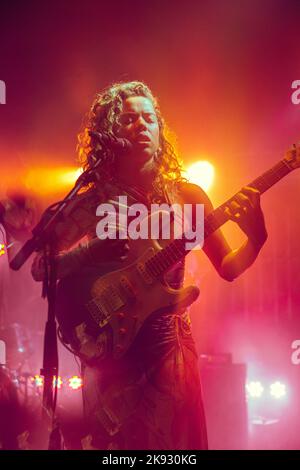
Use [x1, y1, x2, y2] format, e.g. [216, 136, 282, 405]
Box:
[135, 115, 147, 131]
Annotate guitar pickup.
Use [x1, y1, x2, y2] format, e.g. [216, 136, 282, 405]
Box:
[86, 297, 111, 327]
[103, 285, 126, 312]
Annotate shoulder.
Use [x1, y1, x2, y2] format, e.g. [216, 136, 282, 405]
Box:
[46, 187, 103, 252]
[62, 187, 103, 218]
[174, 181, 214, 212]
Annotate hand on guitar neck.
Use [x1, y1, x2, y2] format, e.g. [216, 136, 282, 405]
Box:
[218, 142, 300, 281]
[224, 186, 267, 248]
[222, 143, 300, 246]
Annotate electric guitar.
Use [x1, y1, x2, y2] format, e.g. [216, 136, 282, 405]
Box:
[55, 145, 300, 363]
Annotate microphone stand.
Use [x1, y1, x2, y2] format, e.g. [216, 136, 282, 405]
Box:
[9, 143, 110, 450]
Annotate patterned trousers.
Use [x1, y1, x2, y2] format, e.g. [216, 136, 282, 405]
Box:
[81, 310, 208, 450]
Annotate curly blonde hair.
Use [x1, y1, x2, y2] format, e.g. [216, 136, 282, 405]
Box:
[77, 81, 186, 197]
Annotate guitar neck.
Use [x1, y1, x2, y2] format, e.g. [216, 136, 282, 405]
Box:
[145, 158, 293, 279]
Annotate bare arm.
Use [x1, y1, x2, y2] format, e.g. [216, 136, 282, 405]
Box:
[31, 244, 90, 282]
[179, 182, 268, 281]
[31, 238, 129, 282]
[31, 188, 129, 282]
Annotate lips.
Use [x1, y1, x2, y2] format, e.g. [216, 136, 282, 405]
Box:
[136, 134, 151, 143]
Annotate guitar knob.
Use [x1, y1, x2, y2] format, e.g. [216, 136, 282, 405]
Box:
[117, 312, 125, 320]
[119, 328, 127, 335]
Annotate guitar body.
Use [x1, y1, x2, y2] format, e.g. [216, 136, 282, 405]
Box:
[56, 216, 200, 363]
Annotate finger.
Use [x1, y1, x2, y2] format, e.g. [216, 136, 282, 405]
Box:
[243, 186, 260, 195]
[224, 205, 241, 220]
[235, 193, 253, 210]
[117, 241, 130, 255]
[115, 240, 130, 248]
[120, 249, 129, 261]
[110, 238, 129, 249]
[229, 200, 241, 213]
[241, 186, 260, 205]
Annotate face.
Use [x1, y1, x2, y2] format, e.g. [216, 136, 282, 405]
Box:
[115, 96, 160, 166]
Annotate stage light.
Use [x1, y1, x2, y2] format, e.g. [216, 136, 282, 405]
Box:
[31, 373, 83, 390]
[58, 168, 82, 186]
[32, 375, 44, 387]
[246, 381, 264, 398]
[25, 167, 82, 194]
[0, 244, 5, 256]
[31, 375, 63, 389]
[185, 160, 215, 191]
[68, 376, 82, 390]
[270, 381, 286, 399]
[53, 376, 63, 389]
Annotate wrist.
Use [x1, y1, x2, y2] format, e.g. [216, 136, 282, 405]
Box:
[248, 229, 268, 250]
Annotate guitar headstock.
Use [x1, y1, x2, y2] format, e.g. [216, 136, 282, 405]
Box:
[284, 143, 300, 170]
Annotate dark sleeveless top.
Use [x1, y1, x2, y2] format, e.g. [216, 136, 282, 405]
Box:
[52, 179, 186, 290]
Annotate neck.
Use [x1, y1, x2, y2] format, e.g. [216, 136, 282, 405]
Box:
[116, 160, 158, 190]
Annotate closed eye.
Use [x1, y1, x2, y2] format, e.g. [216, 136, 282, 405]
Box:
[118, 113, 138, 125]
[117, 112, 157, 126]
[143, 113, 157, 123]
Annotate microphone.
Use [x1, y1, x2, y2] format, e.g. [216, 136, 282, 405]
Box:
[89, 131, 132, 153]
